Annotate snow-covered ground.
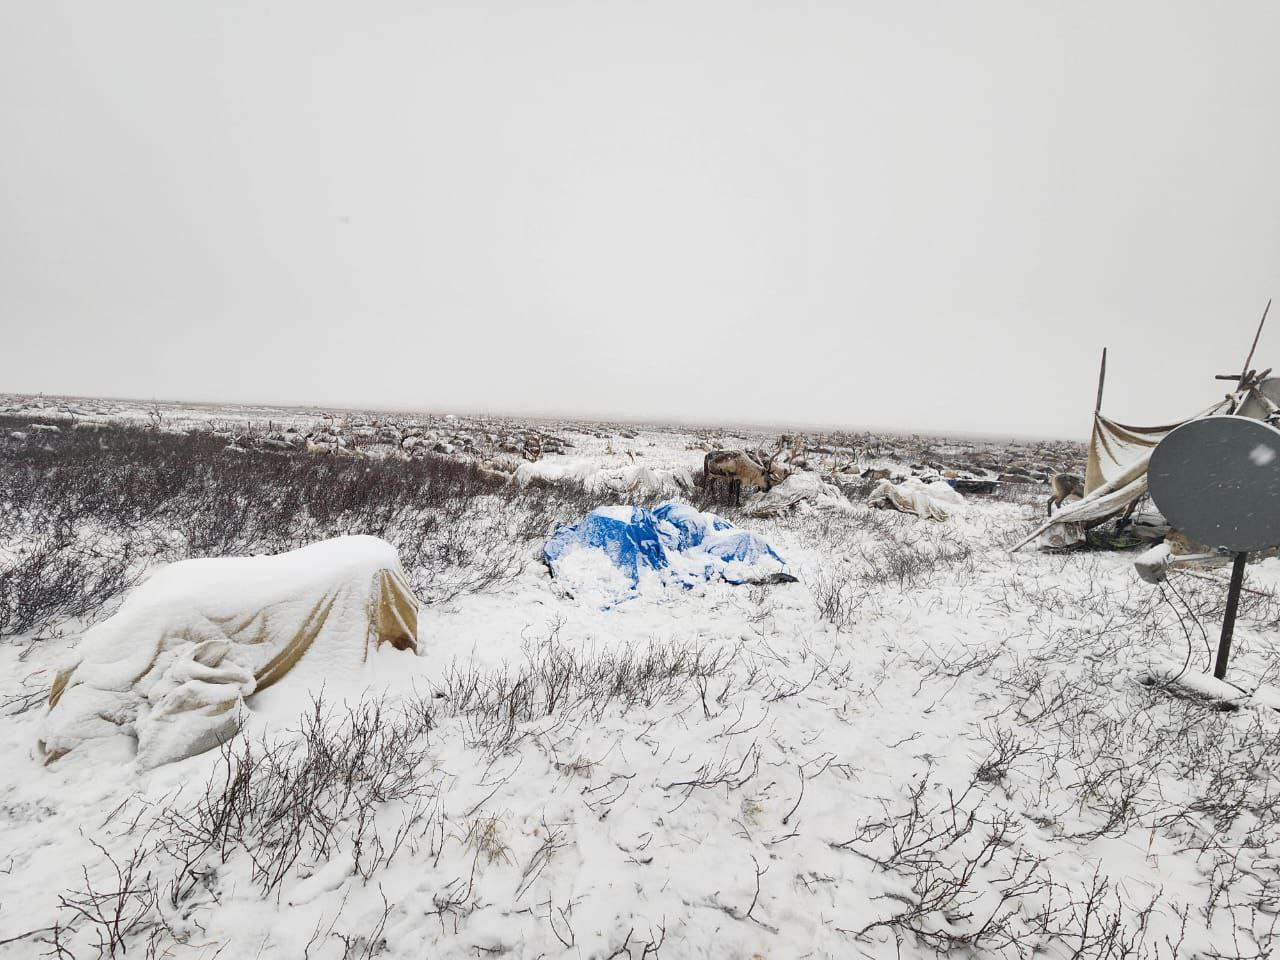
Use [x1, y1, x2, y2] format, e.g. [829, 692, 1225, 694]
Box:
[2, 398, 1279, 959]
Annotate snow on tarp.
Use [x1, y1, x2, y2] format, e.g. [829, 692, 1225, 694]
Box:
[543, 502, 791, 606]
[868, 477, 966, 521]
[38, 536, 420, 769]
[742, 472, 849, 517]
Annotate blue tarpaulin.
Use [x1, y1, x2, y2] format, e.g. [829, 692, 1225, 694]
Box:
[543, 502, 791, 603]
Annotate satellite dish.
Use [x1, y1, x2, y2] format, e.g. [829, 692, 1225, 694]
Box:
[1148, 415, 1280, 554]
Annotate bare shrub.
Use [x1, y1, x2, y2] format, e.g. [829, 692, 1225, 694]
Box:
[800, 510, 976, 629]
[986, 479, 1044, 506]
[436, 636, 728, 756]
[0, 537, 135, 641]
[809, 571, 864, 631]
[49, 842, 158, 958]
[833, 764, 1048, 953]
[856, 528, 974, 589]
[0, 416, 620, 641]
[155, 696, 438, 902]
[334, 890, 393, 960]
[35, 639, 730, 955]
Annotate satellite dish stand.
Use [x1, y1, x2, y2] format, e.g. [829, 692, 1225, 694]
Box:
[1146, 415, 1280, 683]
[1214, 552, 1248, 680]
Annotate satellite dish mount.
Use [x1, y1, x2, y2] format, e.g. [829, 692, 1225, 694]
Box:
[1147, 415, 1280, 680]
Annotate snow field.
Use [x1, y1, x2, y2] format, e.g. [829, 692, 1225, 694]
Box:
[1, 420, 1279, 958]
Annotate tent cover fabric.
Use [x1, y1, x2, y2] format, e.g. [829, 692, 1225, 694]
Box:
[39, 535, 420, 768]
[543, 502, 790, 606]
[1015, 377, 1280, 551]
[868, 477, 966, 521]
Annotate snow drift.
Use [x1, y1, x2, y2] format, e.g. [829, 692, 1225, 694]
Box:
[38, 536, 420, 768]
[543, 502, 791, 605]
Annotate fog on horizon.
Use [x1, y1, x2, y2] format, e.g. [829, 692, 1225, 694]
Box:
[2, 0, 1278, 441]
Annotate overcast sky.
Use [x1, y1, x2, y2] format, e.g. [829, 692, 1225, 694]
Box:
[3, 1, 1278, 438]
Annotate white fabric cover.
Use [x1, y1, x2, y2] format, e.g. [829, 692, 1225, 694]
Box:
[38, 536, 419, 768]
[868, 477, 965, 521]
[515, 459, 695, 497]
[743, 472, 848, 517]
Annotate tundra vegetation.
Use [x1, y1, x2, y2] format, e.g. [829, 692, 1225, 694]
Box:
[2, 403, 1278, 960]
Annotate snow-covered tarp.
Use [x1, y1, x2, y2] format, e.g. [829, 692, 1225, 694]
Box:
[38, 536, 420, 769]
[868, 477, 966, 521]
[741, 471, 849, 517]
[543, 502, 792, 606]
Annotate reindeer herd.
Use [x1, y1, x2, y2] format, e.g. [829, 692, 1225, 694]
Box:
[704, 437, 1086, 516]
[227, 420, 1083, 515]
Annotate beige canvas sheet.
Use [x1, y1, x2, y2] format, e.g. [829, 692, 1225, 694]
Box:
[1014, 396, 1237, 552]
[1084, 400, 1232, 495]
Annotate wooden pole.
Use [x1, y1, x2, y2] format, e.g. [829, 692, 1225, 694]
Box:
[1239, 299, 1271, 385]
[1095, 347, 1107, 414]
[1214, 552, 1248, 680]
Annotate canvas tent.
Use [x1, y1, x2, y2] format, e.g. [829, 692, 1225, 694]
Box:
[1014, 374, 1280, 551]
[39, 535, 420, 768]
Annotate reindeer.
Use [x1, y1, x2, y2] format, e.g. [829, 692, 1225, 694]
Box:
[702, 450, 788, 506]
[305, 434, 364, 459]
[1046, 473, 1085, 515]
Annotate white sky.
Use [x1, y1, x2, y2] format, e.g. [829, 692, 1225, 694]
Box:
[3, 1, 1278, 438]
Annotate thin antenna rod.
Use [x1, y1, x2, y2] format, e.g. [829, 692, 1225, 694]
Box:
[1239, 299, 1272, 384]
[1094, 347, 1107, 414]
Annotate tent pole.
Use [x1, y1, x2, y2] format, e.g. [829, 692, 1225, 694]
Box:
[1095, 347, 1107, 414]
[1239, 299, 1271, 385]
[1214, 552, 1248, 680]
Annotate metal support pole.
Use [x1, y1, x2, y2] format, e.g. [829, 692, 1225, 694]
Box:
[1214, 552, 1248, 680]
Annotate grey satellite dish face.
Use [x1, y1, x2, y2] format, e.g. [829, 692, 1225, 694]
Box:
[1148, 415, 1280, 553]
